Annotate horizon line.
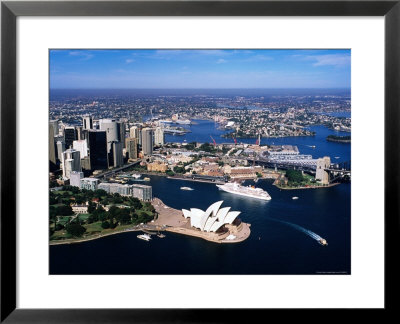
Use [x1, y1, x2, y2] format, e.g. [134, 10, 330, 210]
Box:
[50, 87, 351, 90]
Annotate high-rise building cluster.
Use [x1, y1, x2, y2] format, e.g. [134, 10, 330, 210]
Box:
[49, 116, 165, 180]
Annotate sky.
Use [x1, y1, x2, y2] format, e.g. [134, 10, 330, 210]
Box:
[50, 49, 351, 89]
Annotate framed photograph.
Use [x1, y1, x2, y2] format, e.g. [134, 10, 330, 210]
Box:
[1, 0, 399, 322]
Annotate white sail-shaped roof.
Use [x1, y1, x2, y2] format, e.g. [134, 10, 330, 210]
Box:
[182, 209, 191, 218]
[209, 219, 226, 233]
[204, 200, 224, 218]
[190, 208, 205, 229]
[224, 211, 241, 224]
[204, 207, 231, 232]
[182, 201, 241, 233]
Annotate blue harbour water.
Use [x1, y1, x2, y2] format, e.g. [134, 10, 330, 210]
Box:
[50, 120, 351, 275]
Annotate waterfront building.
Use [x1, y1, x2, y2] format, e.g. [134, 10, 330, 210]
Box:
[80, 177, 99, 191]
[87, 130, 108, 171]
[316, 156, 331, 185]
[182, 201, 241, 233]
[267, 145, 299, 156]
[99, 118, 118, 151]
[98, 183, 152, 201]
[62, 149, 81, 179]
[154, 127, 165, 146]
[64, 126, 78, 149]
[73, 139, 88, 158]
[131, 184, 152, 201]
[98, 183, 131, 196]
[147, 161, 168, 172]
[125, 137, 138, 160]
[141, 128, 154, 156]
[70, 171, 84, 187]
[227, 166, 263, 179]
[83, 116, 93, 130]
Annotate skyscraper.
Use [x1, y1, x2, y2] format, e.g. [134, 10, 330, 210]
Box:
[99, 118, 118, 151]
[62, 149, 81, 179]
[141, 128, 153, 156]
[130, 125, 142, 145]
[129, 126, 139, 139]
[49, 119, 59, 137]
[82, 116, 93, 130]
[125, 137, 138, 160]
[49, 122, 57, 170]
[64, 126, 77, 149]
[56, 140, 66, 161]
[117, 121, 126, 148]
[87, 130, 108, 171]
[154, 127, 165, 146]
[109, 141, 123, 168]
[73, 139, 88, 158]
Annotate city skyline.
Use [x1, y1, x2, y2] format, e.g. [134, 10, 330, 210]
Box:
[50, 49, 351, 89]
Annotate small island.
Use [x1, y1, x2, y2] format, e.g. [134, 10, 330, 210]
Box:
[326, 135, 351, 143]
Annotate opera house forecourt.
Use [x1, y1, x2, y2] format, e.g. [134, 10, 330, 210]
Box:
[152, 199, 251, 243]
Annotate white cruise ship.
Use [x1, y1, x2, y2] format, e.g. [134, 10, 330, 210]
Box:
[175, 119, 191, 125]
[216, 182, 271, 201]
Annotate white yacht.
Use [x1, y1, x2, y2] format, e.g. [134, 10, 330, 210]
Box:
[137, 234, 152, 241]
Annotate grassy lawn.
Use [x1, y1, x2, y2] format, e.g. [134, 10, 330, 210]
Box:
[53, 190, 73, 196]
[57, 216, 74, 226]
[50, 230, 73, 240]
[77, 213, 90, 221]
[84, 221, 103, 234]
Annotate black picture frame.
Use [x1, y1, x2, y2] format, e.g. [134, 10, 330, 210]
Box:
[1, 0, 399, 322]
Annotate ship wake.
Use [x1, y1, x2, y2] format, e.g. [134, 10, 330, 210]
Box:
[267, 218, 324, 244]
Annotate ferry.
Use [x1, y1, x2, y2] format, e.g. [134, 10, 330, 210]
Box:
[180, 187, 194, 191]
[131, 173, 141, 179]
[319, 238, 328, 246]
[137, 234, 152, 241]
[216, 182, 271, 201]
[144, 177, 150, 181]
[292, 196, 299, 200]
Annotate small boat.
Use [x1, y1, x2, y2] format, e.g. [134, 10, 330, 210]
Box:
[131, 173, 141, 179]
[319, 238, 328, 246]
[334, 156, 340, 159]
[157, 233, 166, 238]
[292, 196, 299, 200]
[180, 187, 194, 191]
[144, 177, 150, 181]
[137, 234, 151, 241]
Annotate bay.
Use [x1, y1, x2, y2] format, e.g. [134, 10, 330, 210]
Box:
[50, 121, 351, 275]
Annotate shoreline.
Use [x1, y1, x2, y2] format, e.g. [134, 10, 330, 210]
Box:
[50, 198, 251, 246]
[274, 182, 340, 190]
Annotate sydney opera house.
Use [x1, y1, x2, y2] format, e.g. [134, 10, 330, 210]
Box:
[182, 201, 241, 233]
